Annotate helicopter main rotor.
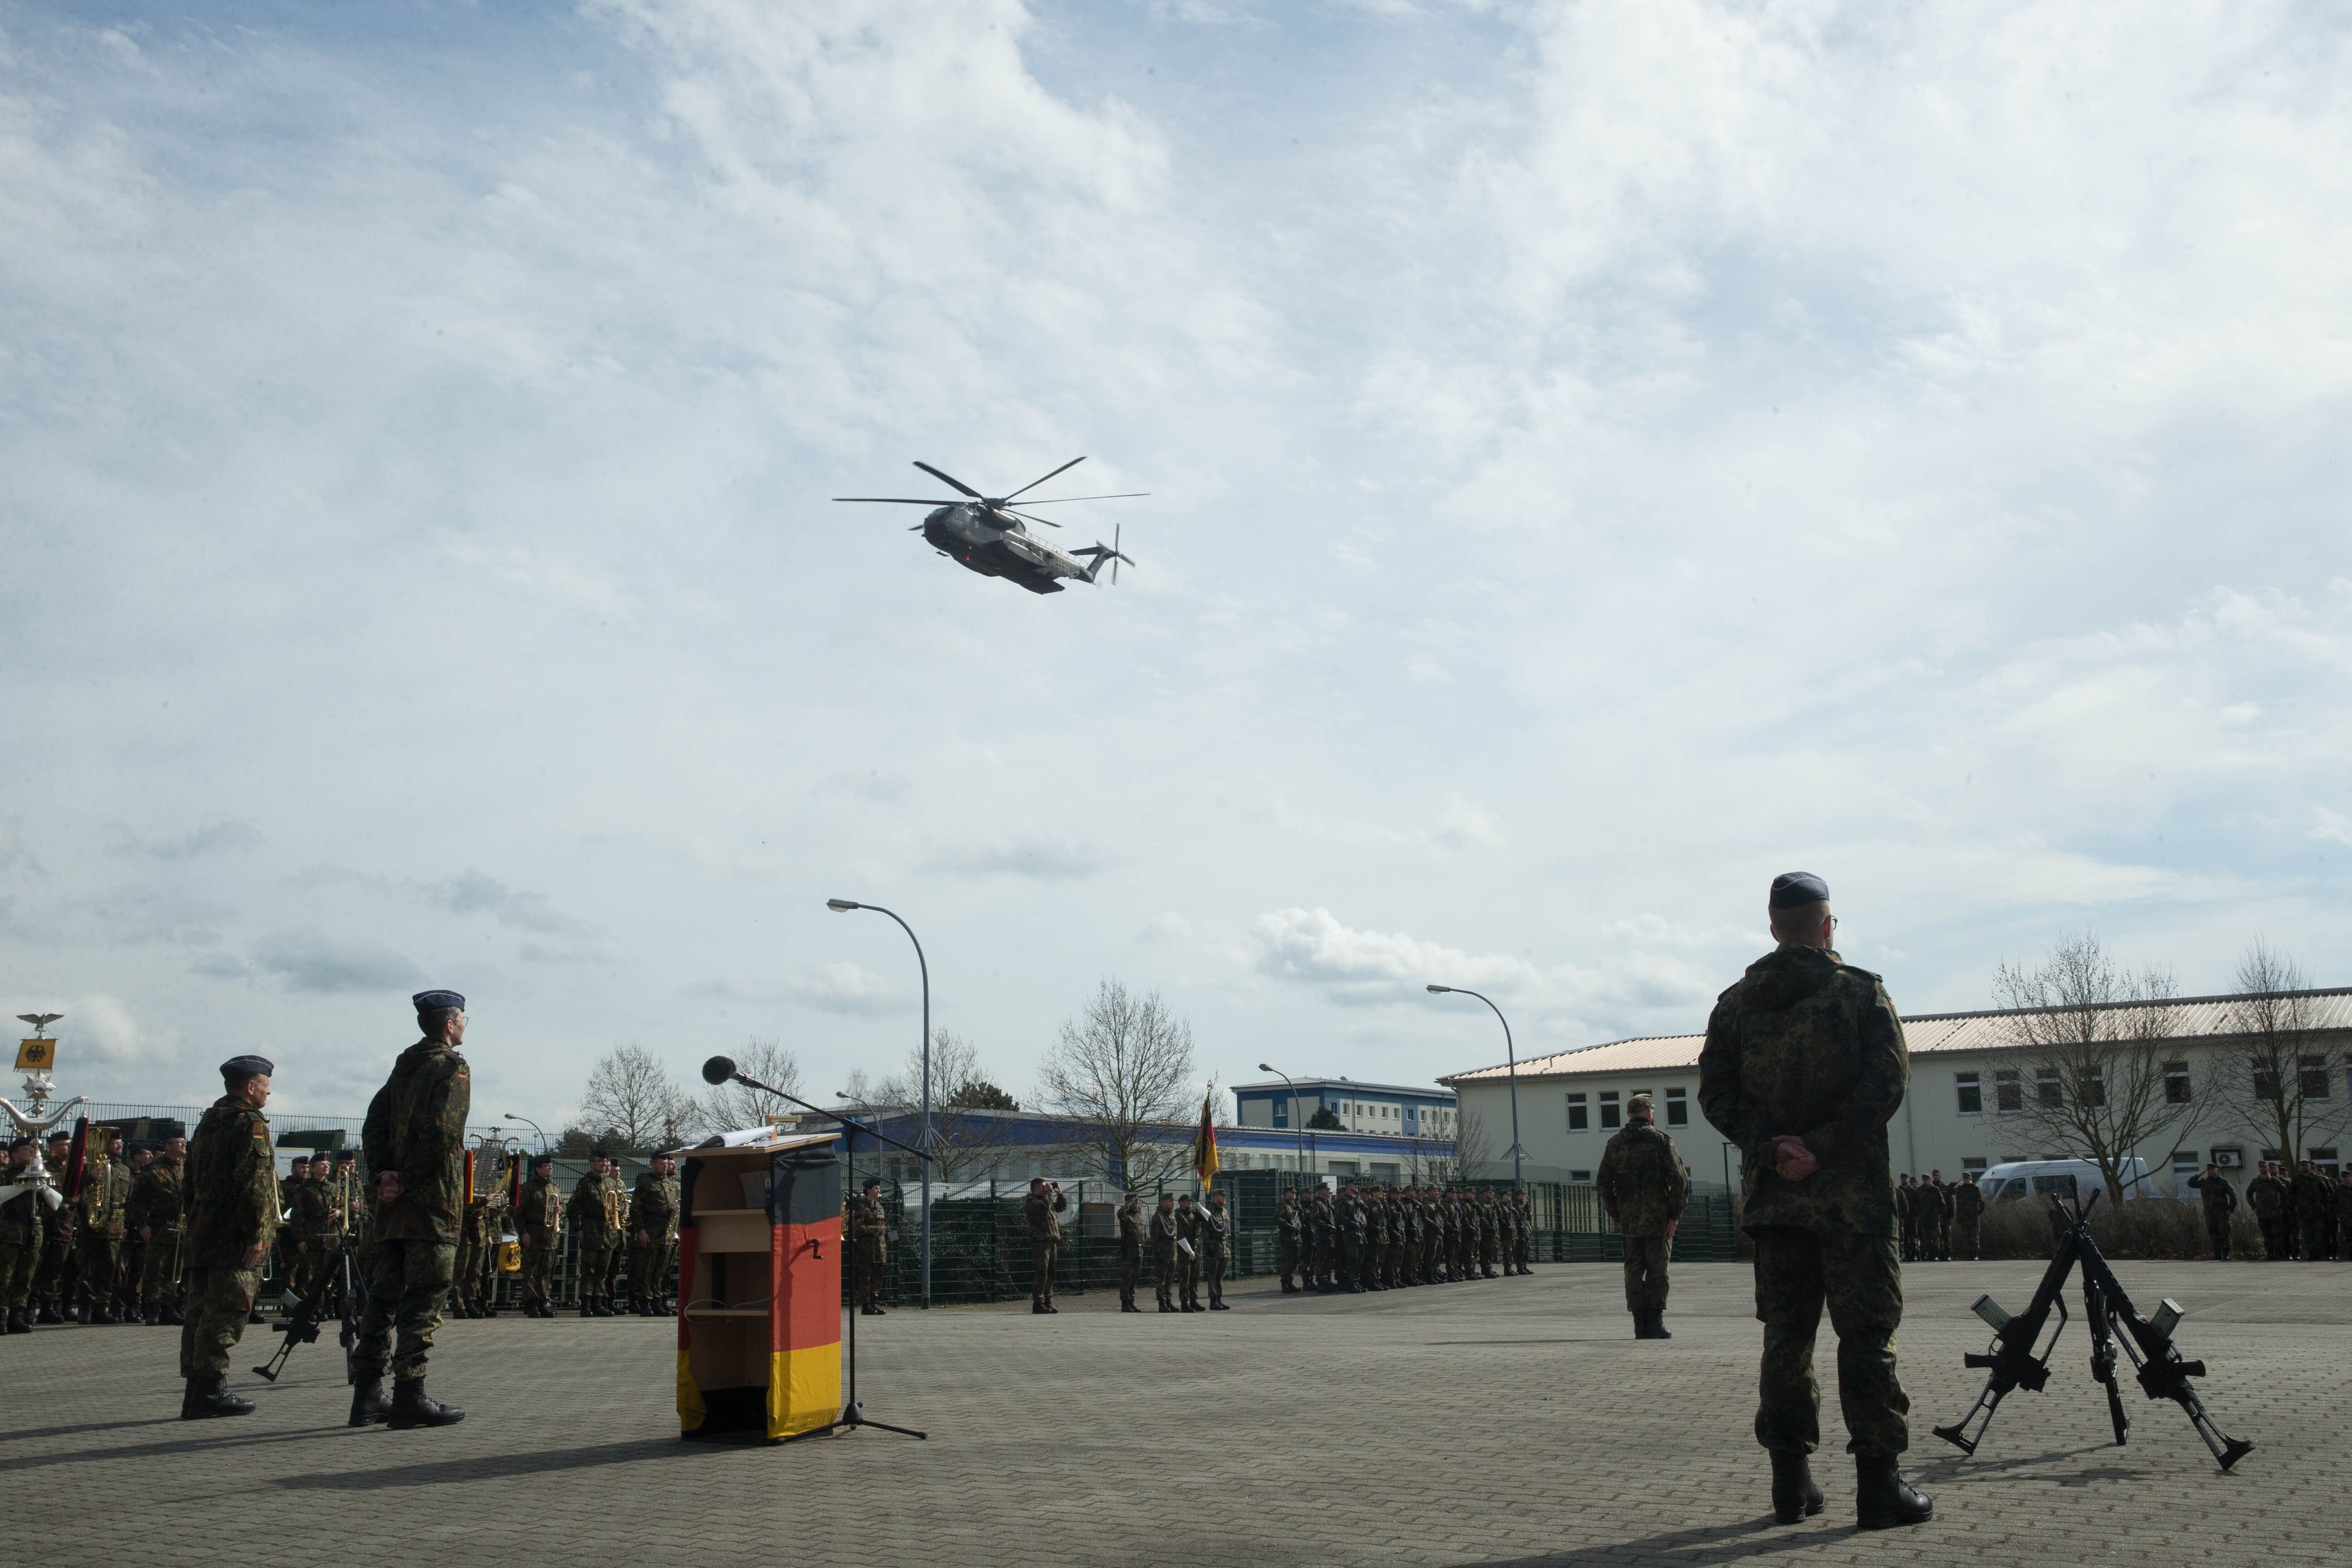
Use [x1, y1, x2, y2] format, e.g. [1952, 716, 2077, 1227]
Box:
[835, 457, 1146, 530]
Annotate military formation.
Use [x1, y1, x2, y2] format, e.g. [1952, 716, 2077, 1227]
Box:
[1265, 1181, 1533, 1300]
[1895, 1170, 1982, 1262]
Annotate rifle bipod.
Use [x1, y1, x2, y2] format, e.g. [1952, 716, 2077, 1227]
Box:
[254, 1239, 369, 1384]
[1933, 1192, 2253, 1472]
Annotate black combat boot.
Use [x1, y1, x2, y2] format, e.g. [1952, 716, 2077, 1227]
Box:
[6, 1308, 30, 1333]
[349, 1379, 392, 1426]
[1769, 1451, 1823, 1523]
[1630, 1312, 1648, 1339]
[580, 1300, 597, 1318]
[35, 1297, 61, 1324]
[180, 1376, 256, 1419]
[388, 1379, 466, 1429]
[1157, 1296, 1177, 1312]
[1648, 1309, 1672, 1339]
[161, 1300, 186, 1326]
[1853, 1456, 1931, 1530]
[92, 1305, 119, 1325]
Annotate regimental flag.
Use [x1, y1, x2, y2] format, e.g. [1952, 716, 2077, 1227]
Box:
[463, 1148, 476, 1206]
[1193, 1088, 1220, 1192]
[505, 1152, 522, 1207]
[15, 1038, 55, 1072]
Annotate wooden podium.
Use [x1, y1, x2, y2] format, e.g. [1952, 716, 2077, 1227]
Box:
[675, 1130, 841, 1441]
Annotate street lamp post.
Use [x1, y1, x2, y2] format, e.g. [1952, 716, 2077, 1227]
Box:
[1258, 1063, 1309, 1186]
[502, 1113, 549, 1154]
[1426, 984, 1525, 1193]
[828, 898, 933, 1309]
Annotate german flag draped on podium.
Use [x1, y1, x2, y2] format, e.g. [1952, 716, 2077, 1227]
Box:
[673, 1129, 843, 1441]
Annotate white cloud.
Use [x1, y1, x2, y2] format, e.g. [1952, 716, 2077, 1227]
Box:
[1, 992, 182, 1067]
[249, 933, 425, 995]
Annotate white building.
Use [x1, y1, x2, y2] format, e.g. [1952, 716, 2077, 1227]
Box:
[1441, 987, 2352, 1195]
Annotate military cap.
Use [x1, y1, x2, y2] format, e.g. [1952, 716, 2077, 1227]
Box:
[1628, 1092, 1653, 1118]
[126, 1139, 153, 1154]
[1768, 871, 1830, 908]
[7, 1135, 31, 1152]
[412, 988, 465, 1012]
[861, 1176, 881, 1191]
[334, 1148, 358, 1162]
[531, 1152, 553, 1166]
[153, 1119, 185, 1139]
[1177, 1193, 1195, 1203]
[46, 1129, 70, 1142]
[590, 1146, 610, 1159]
[290, 1154, 312, 1165]
[220, 1053, 275, 1079]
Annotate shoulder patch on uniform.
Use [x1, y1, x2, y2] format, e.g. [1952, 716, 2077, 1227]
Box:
[252, 1123, 269, 1139]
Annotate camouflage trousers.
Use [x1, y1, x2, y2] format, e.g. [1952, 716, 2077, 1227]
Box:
[1750, 1226, 1909, 1458]
[520, 1236, 556, 1302]
[1152, 1245, 1176, 1305]
[1030, 1239, 1058, 1306]
[75, 1232, 120, 1308]
[1200, 1245, 1226, 1306]
[0, 1237, 36, 1309]
[34, 1226, 75, 1303]
[578, 1236, 619, 1301]
[635, 1236, 680, 1304]
[142, 1229, 184, 1305]
[1622, 1234, 1671, 1312]
[1120, 1246, 1142, 1306]
[1956, 1218, 1983, 1262]
[1274, 1233, 1298, 1285]
[846, 1241, 880, 1309]
[178, 1263, 258, 1379]
[351, 1238, 456, 1383]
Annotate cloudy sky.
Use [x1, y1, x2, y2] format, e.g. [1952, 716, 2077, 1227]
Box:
[5, 1, 2348, 1130]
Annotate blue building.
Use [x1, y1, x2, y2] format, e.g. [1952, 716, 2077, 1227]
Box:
[1231, 1076, 1458, 1139]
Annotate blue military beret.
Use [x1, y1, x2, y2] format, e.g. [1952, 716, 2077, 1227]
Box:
[220, 1054, 275, 1079]
[1768, 871, 1830, 908]
[413, 988, 466, 1013]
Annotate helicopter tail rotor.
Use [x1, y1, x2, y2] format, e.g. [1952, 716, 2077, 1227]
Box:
[1076, 525, 1133, 586]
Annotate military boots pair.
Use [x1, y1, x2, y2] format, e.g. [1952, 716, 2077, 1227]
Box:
[181, 1376, 255, 1419]
[347, 1378, 465, 1429]
[1632, 1308, 1672, 1339]
[1765, 1452, 1930, 1530]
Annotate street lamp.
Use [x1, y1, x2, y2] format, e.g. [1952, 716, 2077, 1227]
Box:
[1258, 1062, 1310, 1187]
[503, 1112, 548, 1154]
[828, 897, 933, 1308]
[1427, 984, 1525, 1193]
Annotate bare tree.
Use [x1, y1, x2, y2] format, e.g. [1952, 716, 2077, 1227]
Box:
[700, 1038, 807, 1132]
[1037, 978, 1195, 1191]
[580, 1043, 693, 1154]
[2223, 940, 2349, 1166]
[1991, 935, 2197, 1206]
[1441, 1105, 1492, 1184]
[876, 1028, 1025, 1183]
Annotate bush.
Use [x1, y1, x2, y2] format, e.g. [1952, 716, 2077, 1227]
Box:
[1974, 1197, 2243, 1261]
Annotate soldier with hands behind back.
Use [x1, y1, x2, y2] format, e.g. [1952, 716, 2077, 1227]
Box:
[1597, 1093, 1689, 1340]
[178, 1056, 279, 1418]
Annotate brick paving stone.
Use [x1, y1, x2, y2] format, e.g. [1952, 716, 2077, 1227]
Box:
[2, 1259, 2346, 1566]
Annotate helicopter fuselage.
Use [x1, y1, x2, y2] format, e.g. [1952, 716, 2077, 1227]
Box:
[923, 504, 1099, 594]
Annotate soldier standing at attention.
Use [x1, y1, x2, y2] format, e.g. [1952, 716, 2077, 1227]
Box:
[2187, 1164, 2236, 1261]
[1950, 1172, 1985, 1262]
[515, 1152, 563, 1317]
[1199, 1189, 1232, 1309]
[135, 1126, 188, 1324]
[632, 1153, 684, 1316]
[291, 1155, 340, 1305]
[1929, 1172, 1955, 1262]
[1479, 1187, 1504, 1279]
[847, 1175, 887, 1316]
[276, 1155, 311, 1305]
[2336, 1168, 2352, 1259]
[1598, 1094, 1690, 1340]
[178, 1055, 279, 1418]
[114, 1138, 153, 1322]
[34, 1129, 75, 1323]
[1024, 1176, 1065, 1314]
[452, 1176, 487, 1318]
[1149, 1192, 1180, 1312]
[75, 1133, 132, 1323]
[1512, 1189, 1536, 1275]
[350, 989, 471, 1430]
[2294, 1160, 2334, 1261]
[1173, 1193, 1203, 1311]
[1116, 1190, 1146, 1312]
[1, 1138, 41, 1333]
[568, 1149, 626, 1318]
[1308, 1185, 1335, 1290]
[1361, 1188, 1385, 1290]
[2246, 1163, 2285, 1260]
[1274, 1188, 1301, 1293]
[1699, 872, 1930, 1532]
[1335, 1182, 1365, 1293]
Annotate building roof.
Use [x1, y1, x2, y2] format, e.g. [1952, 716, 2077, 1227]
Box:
[1441, 987, 2352, 1085]
[1231, 1077, 1456, 1101]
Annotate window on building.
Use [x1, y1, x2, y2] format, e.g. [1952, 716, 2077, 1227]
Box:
[2170, 1149, 2200, 1179]
[2036, 1068, 2063, 1109]
[1665, 1086, 1688, 1127]
[2253, 1065, 2280, 1100]
[1995, 1069, 2023, 1113]
[1599, 1091, 1621, 1130]
[1566, 1092, 1588, 1131]
[2299, 1055, 2331, 1099]
[1960, 1156, 1986, 1172]
[1569, 1169, 1592, 1183]
[2261, 1148, 2285, 1165]
[2313, 1147, 2340, 1174]
[2163, 1061, 2191, 1105]
[1955, 1072, 1982, 1115]
[2079, 1067, 2106, 1108]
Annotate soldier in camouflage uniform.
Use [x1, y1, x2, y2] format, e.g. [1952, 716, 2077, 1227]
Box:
[1950, 1172, 1986, 1262]
[1698, 872, 1930, 1531]
[178, 1055, 279, 1417]
[1149, 1192, 1180, 1312]
[133, 1126, 188, 1323]
[846, 1174, 886, 1316]
[1361, 1189, 1385, 1290]
[1274, 1188, 1302, 1293]
[1308, 1186, 1335, 1290]
[1598, 1093, 1690, 1339]
[1117, 1190, 1146, 1311]
[2184, 1164, 2235, 1260]
[113, 1138, 152, 1321]
[74, 1135, 133, 1323]
[1, 1138, 43, 1332]
[1480, 1188, 1504, 1278]
[1024, 1176, 1066, 1313]
[453, 1182, 493, 1318]
[1421, 1188, 1444, 1282]
[1333, 1182, 1364, 1293]
[632, 1152, 682, 1315]
[351, 988, 472, 1429]
[286, 1155, 340, 1305]
[32, 1129, 75, 1323]
[515, 1151, 563, 1316]
[1200, 1188, 1232, 1309]
[569, 1149, 627, 1318]
[1173, 1192, 1202, 1311]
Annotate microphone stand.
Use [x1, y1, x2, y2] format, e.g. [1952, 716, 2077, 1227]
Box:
[719, 1069, 930, 1441]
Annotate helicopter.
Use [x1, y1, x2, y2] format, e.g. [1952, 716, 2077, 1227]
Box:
[834, 457, 1142, 594]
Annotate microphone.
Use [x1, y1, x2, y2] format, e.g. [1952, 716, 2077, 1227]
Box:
[701, 1055, 737, 1086]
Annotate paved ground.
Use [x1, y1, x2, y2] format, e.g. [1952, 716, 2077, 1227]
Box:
[5, 1259, 2345, 1566]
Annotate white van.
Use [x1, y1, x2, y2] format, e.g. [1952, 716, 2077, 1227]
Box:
[1974, 1157, 2161, 1207]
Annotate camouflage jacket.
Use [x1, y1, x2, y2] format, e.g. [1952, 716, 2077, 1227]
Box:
[846, 1193, 886, 1259]
[567, 1172, 627, 1239]
[2244, 1176, 2283, 1216]
[79, 1157, 132, 1237]
[0, 1179, 40, 1246]
[1197, 1200, 1231, 1253]
[632, 1173, 682, 1242]
[1024, 1188, 1066, 1242]
[289, 1174, 339, 1234]
[2337, 1180, 2352, 1224]
[2293, 1171, 2333, 1216]
[1698, 944, 1907, 1238]
[1922, 1182, 1953, 1221]
[1952, 1182, 1986, 1222]
[1118, 1201, 1146, 1252]
[128, 1158, 183, 1231]
[1275, 1195, 1300, 1241]
[514, 1175, 563, 1241]
[362, 1038, 472, 1243]
[186, 1095, 279, 1268]
[1596, 1118, 1690, 1237]
[2187, 1173, 2236, 1217]
[1149, 1207, 1180, 1255]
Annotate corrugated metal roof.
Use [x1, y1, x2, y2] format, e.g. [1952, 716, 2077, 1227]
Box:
[1443, 987, 2352, 1084]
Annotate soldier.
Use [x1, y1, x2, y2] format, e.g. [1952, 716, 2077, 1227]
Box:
[1274, 1187, 1302, 1293]
[2294, 1160, 2334, 1262]
[2186, 1164, 2237, 1261]
[288, 1154, 340, 1306]
[1149, 1192, 1180, 1312]
[1307, 1185, 1335, 1290]
[568, 1149, 626, 1318]
[178, 1055, 279, 1418]
[1396, 1185, 1421, 1286]
[1930, 1172, 1956, 1262]
[514, 1152, 563, 1317]
[846, 1175, 887, 1316]
[1173, 1193, 1203, 1311]
[134, 1125, 188, 1324]
[1422, 1187, 1445, 1282]
[33, 1129, 75, 1323]
[75, 1132, 132, 1323]
[2246, 1162, 2286, 1260]
[1895, 1175, 1916, 1263]
[2, 1137, 41, 1332]
[1024, 1176, 1065, 1315]
[1698, 871, 1930, 1530]
[1950, 1172, 1985, 1262]
[350, 988, 472, 1430]
[113, 1138, 153, 1322]
[1198, 1188, 1231, 1310]
[1361, 1188, 1385, 1291]
[453, 1178, 492, 1318]
[275, 1155, 311, 1305]
[1512, 1188, 1535, 1275]
[1479, 1187, 1502, 1279]
[1335, 1181, 1365, 1293]
[1598, 1092, 1690, 1340]
[1116, 1190, 1146, 1312]
[632, 1153, 683, 1316]
[2337, 1168, 2352, 1259]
